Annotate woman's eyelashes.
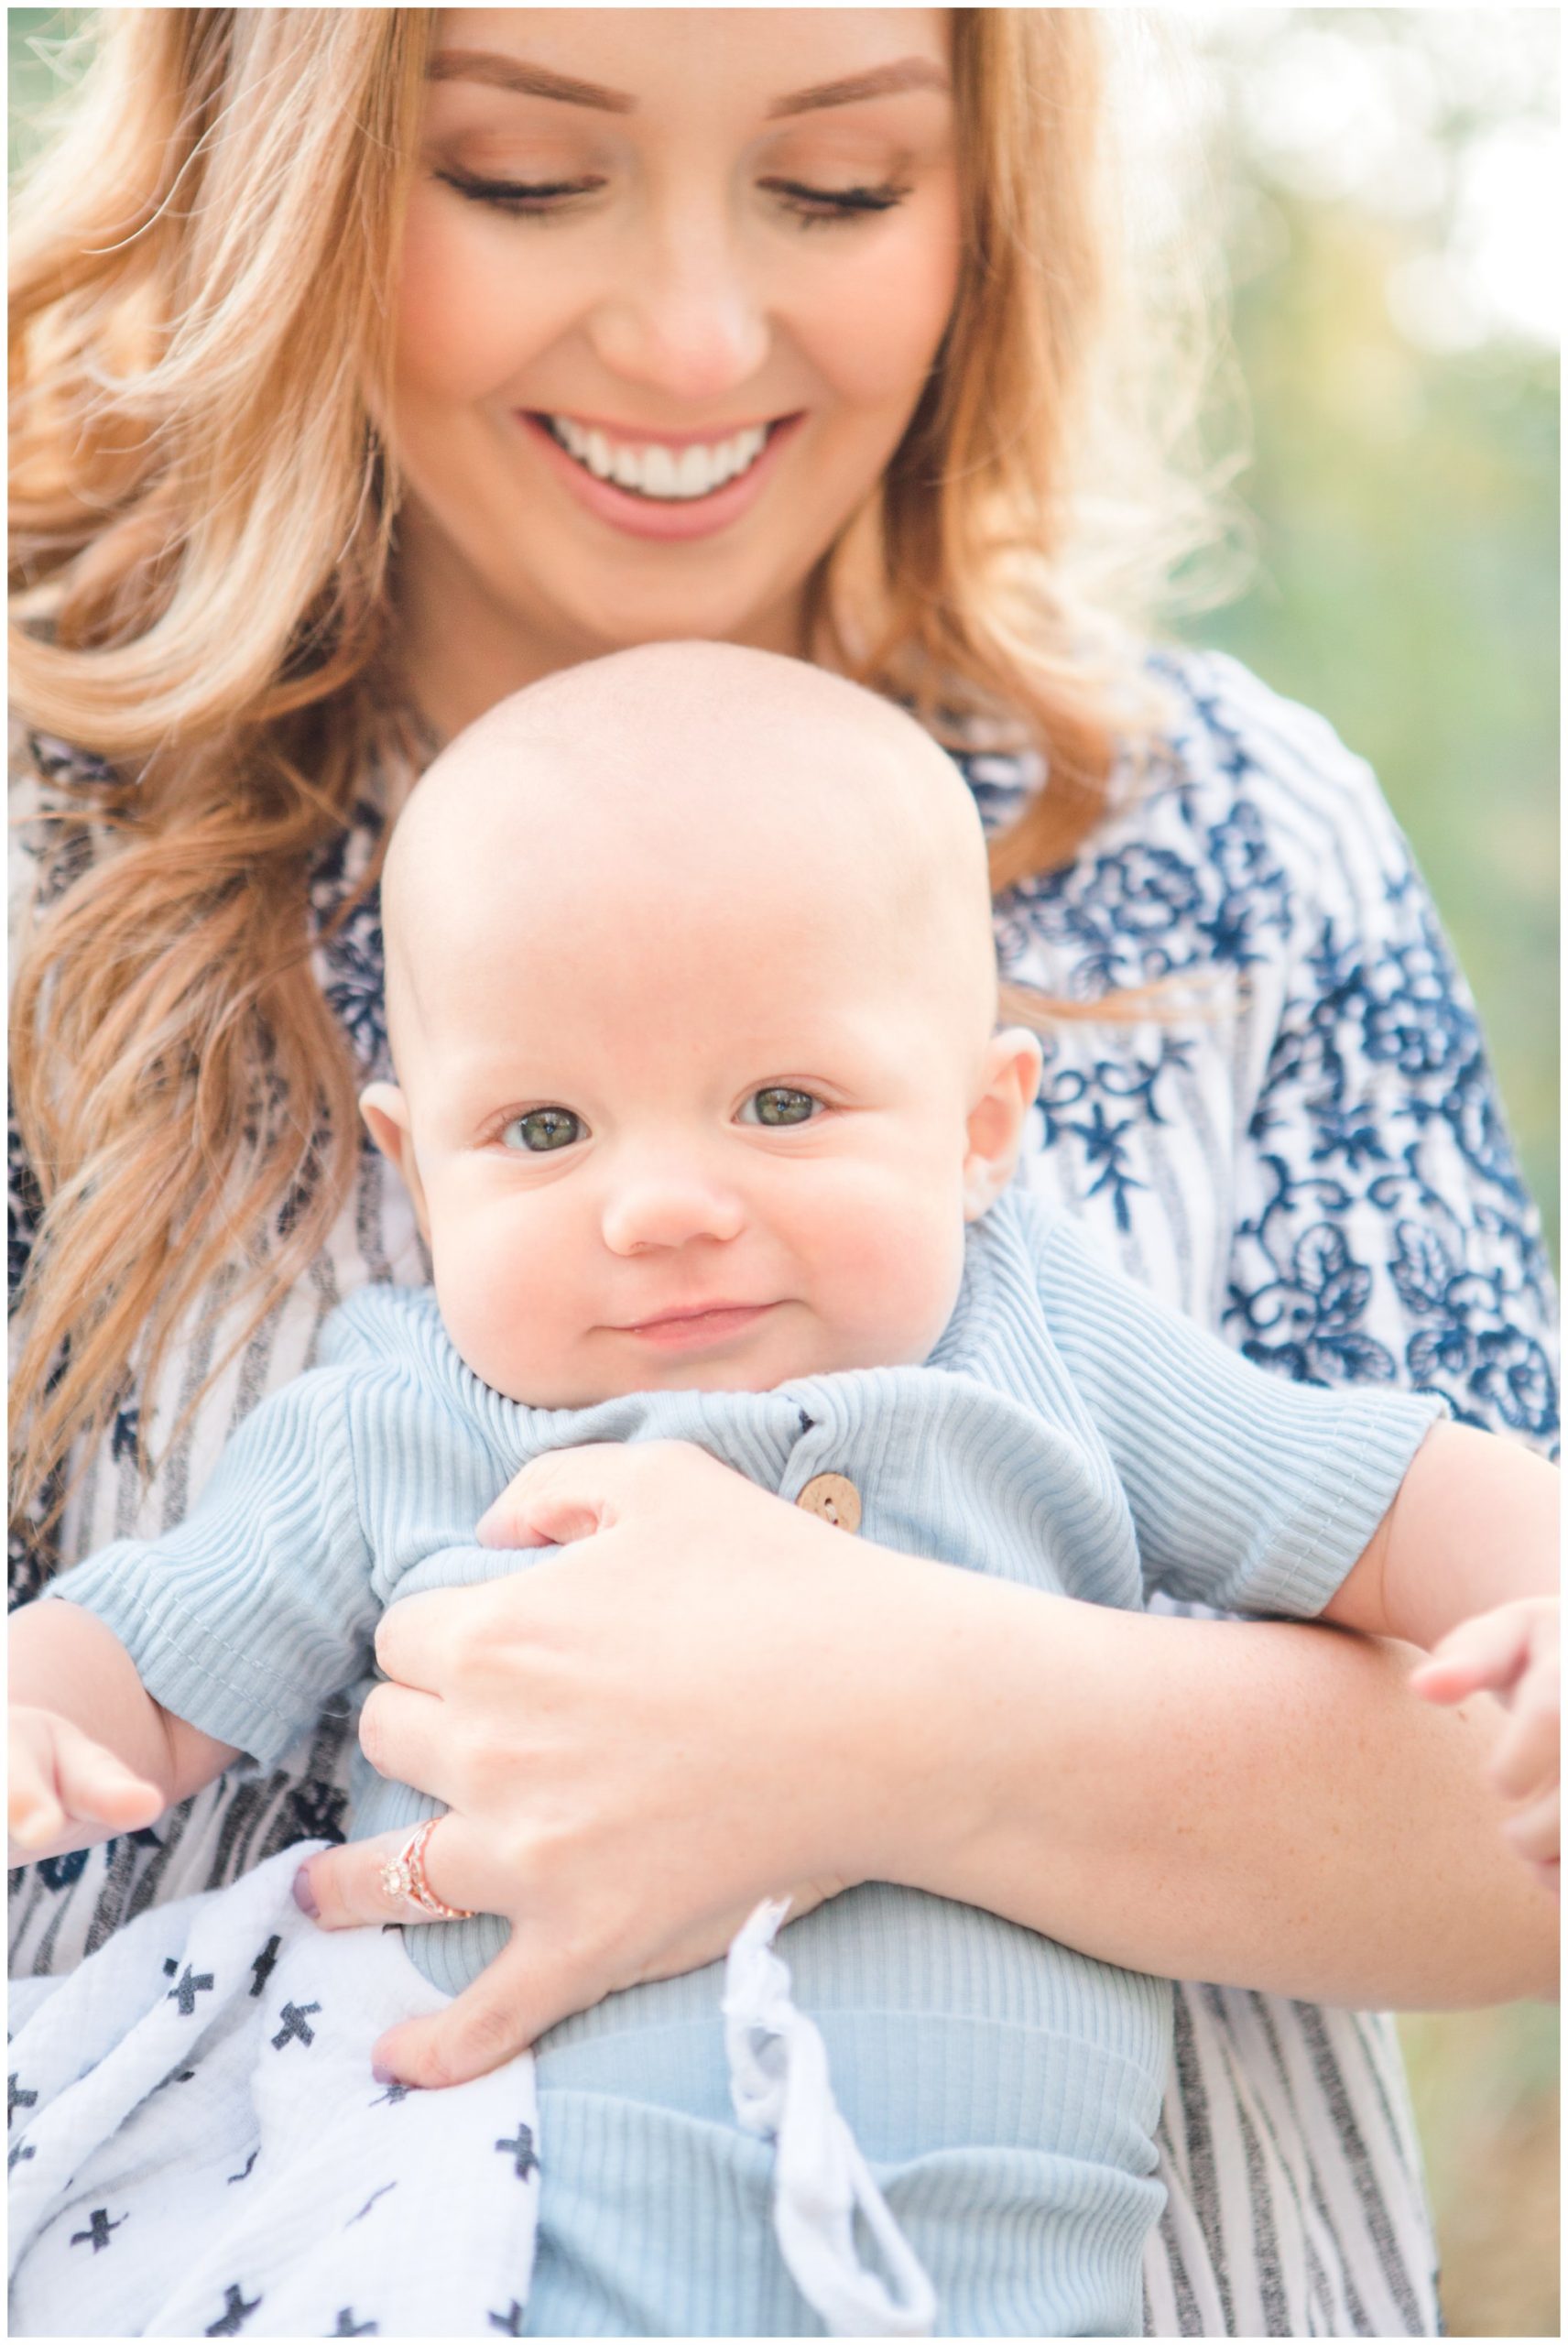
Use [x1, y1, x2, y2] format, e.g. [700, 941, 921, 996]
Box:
[499, 1107, 585, 1153]
[433, 168, 910, 229]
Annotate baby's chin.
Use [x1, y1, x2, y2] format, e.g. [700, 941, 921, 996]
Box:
[473, 1313, 941, 1409]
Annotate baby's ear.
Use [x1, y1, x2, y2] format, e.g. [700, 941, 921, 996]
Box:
[962, 1028, 1044, 1220]
[359, 1082, 429, 1236]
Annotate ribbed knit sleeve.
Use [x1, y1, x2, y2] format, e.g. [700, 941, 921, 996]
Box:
[1033, 1214, 1445, 1618]
[41, 1367, 377, 1767]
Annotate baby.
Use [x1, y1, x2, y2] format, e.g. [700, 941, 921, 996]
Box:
[9, 645, 1558, 2340]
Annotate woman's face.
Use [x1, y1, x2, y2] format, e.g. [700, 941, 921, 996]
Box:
[391, 9, 961, 713]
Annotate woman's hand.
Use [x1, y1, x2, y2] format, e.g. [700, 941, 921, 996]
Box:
[297, 1440, 951, 2088]
[298, 1438, 1560, 2089]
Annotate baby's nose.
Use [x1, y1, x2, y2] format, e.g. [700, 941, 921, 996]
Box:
[599, 1164, 746, 1255]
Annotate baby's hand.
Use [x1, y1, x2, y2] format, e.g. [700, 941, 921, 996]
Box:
[7, 1705, 165, 1863]
[1409, 1598, 1559, 1893]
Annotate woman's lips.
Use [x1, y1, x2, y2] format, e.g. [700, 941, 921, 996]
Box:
[614, 1303, 778, 1350]
[517, 410, 804, 542]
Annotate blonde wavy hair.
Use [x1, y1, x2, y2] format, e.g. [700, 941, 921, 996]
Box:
[10, 7, 1233, 1528]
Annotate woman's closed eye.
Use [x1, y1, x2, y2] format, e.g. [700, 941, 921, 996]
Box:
[498, 1106, 586, 1152]
[434, 168, 910, 229]
[738, 1086, 823, 1128]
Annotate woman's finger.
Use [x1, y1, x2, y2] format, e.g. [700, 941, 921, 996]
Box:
[295, 1812, 493, 1933]
[370, 1588, 472, 1694]
[356, 1678, 453, 1795]
[1502, 1783, 1560, 1866]
[475, 1437, 722, 1549]
[372, 1932, 604, 2089]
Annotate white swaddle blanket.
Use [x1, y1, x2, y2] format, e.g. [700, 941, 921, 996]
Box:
[8, 1847, 934, 2339]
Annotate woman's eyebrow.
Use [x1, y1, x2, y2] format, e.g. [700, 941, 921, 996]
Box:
[767, 60, 952, 118]
[426, 51, 950, 119]
[427, 51, 636, 113]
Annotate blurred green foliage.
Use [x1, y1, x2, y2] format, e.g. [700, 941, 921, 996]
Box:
[9, 8, 1560, 2338]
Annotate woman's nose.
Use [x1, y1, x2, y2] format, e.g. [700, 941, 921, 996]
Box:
[599, 1161, 747, 1256]
[586, 213, 770, 402]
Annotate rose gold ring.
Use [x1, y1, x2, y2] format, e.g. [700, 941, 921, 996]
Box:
[378, 1816, 474, 1921]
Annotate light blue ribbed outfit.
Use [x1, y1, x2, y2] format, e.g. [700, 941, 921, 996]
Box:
[49, 1186, 1441, 2337]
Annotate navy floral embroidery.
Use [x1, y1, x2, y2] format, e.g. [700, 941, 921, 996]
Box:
[1026, 1039, 1195, 1233]
[964, 648, 1558, 1458]
[310, 800, 389, 1078]
[1230, 1218, 1397, 1387]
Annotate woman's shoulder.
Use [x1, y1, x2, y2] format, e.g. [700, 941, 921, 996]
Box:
[967, 644, 1408, 871]
[967, 645, 1421, 1014]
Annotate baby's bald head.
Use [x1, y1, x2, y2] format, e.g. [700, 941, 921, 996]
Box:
[381, 642, 999, 1086]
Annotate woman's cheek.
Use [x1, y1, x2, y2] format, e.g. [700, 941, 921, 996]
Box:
[790, 209, 960, 409]
[393, 197, 572, 404]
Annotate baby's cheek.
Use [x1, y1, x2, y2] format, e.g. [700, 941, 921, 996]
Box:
[822, 1191, 966, 1363]
[428, 1216, 566, 1405]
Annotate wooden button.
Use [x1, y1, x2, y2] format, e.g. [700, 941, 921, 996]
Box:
[795, 1472, 861, 1533]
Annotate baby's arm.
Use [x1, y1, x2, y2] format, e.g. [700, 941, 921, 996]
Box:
[8, 1599, 238, 1862]
[1324, 1423, 1559, 1880]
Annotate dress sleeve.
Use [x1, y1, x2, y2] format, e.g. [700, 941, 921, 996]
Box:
[1035, 1216, 1443, 1614]
[1212, 665, 1560, 1462]
[41, 1367, 378, 1769]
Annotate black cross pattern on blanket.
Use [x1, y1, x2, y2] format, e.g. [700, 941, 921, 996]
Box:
[332, 2314, 378, 2336]
[346, 2183, 397, 2228]
[270, 2001, 321, 2050]
[70, 2209, 126, 2252]
[248, 1936, 281, 1998]
[495, 2121, 539, 2182]
[204, 2282, 262, 2334]
[165, 1962, 216, 2016]
[8, 2071, 37, 2128]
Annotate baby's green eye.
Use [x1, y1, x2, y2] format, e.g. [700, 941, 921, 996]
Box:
[501, 1107, 583, 1152]
[743, 1087, 820, 1128]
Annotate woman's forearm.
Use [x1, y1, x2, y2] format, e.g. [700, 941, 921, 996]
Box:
[882, 1568, 1556, 2008]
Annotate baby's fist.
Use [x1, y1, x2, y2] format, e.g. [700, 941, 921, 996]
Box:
[1409, 1598, 1559, 1892]
[7, 1707, 165, 1863]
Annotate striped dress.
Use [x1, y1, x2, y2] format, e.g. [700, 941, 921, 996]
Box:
[9, 647, 1559, 2336]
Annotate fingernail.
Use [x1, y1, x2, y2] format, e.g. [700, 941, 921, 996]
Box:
[291, 1865, 319, 1919]
[371, 2063, 401, 2086]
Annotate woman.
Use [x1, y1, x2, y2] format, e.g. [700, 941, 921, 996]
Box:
[9, 9, 1556, 2336]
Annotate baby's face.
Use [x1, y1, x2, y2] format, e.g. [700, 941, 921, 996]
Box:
[365, 648, 1040, 1408]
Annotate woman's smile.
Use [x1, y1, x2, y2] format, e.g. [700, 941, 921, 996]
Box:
[517, 409, 807, 541]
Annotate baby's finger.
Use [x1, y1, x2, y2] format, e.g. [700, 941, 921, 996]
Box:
[1408, 1611, 1533, 1706]
[8, 1783, 69, 1855]
[1503, 1783, 1560, 1867]
[1488, 1670, 1561, 1804]
[50, 1725, 164, 1831]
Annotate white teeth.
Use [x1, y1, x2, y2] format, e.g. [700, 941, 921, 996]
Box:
[544, 416, 773, 499]
[642, 443, 679, 497]
[676, 444, 713, 497]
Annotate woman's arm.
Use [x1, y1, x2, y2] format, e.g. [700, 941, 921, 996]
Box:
[301, 1438, 1553, 2090]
